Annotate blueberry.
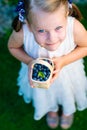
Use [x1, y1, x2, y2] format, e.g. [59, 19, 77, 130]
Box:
[32, 60, 52, 81]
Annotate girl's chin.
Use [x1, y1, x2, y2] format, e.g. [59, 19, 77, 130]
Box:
[44, 48, 56, 51]
[45, 43, 60, 51]
[46, 45, 59, 51]
[48, 48, 57, 51]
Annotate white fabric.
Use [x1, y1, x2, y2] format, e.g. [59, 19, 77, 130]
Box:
[17, 16, 87, 120]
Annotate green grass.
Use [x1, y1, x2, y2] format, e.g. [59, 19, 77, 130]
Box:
[0, 3, 87, 130]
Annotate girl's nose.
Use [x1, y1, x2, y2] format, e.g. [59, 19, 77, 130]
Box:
[46, 31, 58, 43]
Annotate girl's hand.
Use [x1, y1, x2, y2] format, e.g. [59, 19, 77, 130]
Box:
[28, 57, 65, 87]
[51, 56, 64, 83]
[28, 60, 34, 88]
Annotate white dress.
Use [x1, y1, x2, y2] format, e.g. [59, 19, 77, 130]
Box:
[17, 16, 87, 120]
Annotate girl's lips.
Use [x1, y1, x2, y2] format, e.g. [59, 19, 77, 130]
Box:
[46, 42, 57, 46]
[45, 42, 61, 51]
[46, 42, 59, 47]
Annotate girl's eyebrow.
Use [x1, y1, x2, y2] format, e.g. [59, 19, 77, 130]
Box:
[34, 26, 43, 30]
[55, 26, 63, 28]
[35, 25, 63, 30]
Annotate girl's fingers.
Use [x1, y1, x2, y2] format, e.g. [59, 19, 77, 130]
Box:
[51, 73, 58, 83]
[51, 69, 60, 83]
[53, 69, 60, 74]
[28, 66, 34, 88]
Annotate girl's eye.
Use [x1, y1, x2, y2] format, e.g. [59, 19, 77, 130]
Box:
[38, 30, 45, 33]
[55, 26, 62, 31]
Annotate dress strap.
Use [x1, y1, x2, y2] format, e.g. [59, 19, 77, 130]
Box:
[67, 16, 74, 43]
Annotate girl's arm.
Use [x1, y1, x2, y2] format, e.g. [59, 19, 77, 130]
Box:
[52, 19, 87, 82]
[8, 29, 33, 65]
[61, 19, 87, 66]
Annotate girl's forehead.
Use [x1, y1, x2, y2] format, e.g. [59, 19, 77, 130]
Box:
[31, 5, 67, 29]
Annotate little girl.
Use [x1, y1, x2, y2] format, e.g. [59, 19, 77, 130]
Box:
[8, 0, 87, 129]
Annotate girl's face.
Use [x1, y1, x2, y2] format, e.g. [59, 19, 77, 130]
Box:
[29, 5, 68, 51]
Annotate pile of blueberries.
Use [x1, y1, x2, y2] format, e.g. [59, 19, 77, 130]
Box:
[32, 59, 53, 82]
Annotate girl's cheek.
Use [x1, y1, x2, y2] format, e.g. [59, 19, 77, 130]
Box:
[36, 34, 46, 41]
[34, 35, 45, 45]
[58, 30, 66, 41]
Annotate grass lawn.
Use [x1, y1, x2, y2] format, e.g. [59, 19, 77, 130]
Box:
[0, 3, 87, 130]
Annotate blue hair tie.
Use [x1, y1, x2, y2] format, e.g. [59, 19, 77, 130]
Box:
[68, 0, 72, 4]
[68, 0, 72, 8]
[15, 0, 25, 22]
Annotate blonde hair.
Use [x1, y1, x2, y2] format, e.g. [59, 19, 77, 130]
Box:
[12, 0, 82, 32]
[27, 0, 68, 24]
[30, 0, 67, 12]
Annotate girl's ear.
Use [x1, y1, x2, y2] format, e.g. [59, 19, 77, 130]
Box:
[25, 20, 32, 32]
[28, 24, 32, 32]
[66, 11, 69, 16]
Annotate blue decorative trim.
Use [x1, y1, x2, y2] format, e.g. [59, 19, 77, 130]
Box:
[68, 0, 72, 4]
[15, 0, 25, 22]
